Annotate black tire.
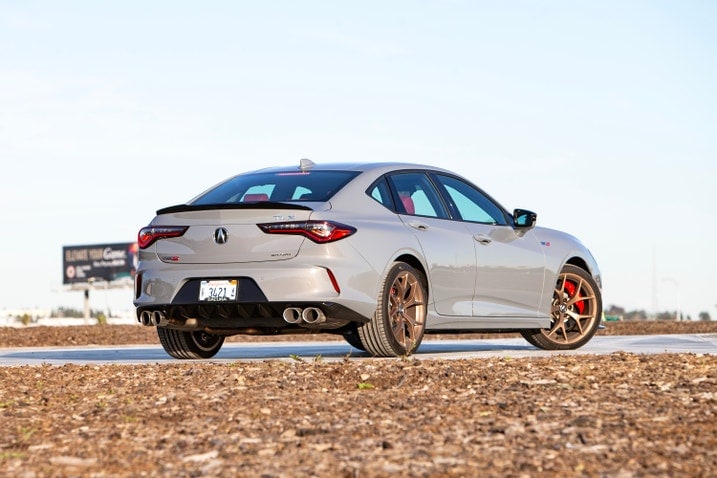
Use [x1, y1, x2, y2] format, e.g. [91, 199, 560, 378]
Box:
[157, 327, 225, 359]
[358, 262, 427, 357]
[521, 264, 602, 350]
[342, 325, 367, 352]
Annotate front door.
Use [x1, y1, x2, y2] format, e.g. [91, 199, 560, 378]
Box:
[430, 173, 546, 317]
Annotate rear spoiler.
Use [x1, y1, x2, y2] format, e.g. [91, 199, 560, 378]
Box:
[156, 202, 313, 215]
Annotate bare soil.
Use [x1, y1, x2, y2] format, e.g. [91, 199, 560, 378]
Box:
[1, 321, 716, 477]
[3, 319, 717, 348]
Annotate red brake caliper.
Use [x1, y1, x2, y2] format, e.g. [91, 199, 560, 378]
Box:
[563, 280, 585, 314]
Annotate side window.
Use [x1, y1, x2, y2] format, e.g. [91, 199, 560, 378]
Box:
[367, 177, 395, 209]
[434, 174, 507, 225]
[387, 172, 448, 218]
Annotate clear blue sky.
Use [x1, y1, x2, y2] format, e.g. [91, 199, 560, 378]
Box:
[1, 1, 715, 319]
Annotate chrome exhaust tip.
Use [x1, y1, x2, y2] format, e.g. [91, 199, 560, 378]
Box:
[282, 307, 303, 324]
[150, 310, 168, 327]
[301, 307, 326, 325]
[139, 310, 152, 326]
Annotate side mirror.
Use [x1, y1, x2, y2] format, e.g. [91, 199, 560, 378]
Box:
[513, 209, 537, 229]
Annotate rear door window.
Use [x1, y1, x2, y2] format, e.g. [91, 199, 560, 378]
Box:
[386, 172, 449, 218]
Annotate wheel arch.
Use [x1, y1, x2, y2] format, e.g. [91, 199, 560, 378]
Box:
[564, 254, 602, 290]
[565, 256, 590, 273]
[394, 253, 428, 286]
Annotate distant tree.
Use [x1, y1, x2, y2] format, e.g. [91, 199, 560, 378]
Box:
[606, 305, 625, 316]
[623, 309, 649, 321]
[699, 311, 712, 321]
[655, 311, 676, 321]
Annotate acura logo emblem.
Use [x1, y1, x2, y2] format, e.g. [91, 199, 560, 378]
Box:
[213, 228, 228, 244]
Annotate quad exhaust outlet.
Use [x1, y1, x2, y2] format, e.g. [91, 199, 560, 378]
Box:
[282, 307, 327, 325]
[138, 310, 169, 327]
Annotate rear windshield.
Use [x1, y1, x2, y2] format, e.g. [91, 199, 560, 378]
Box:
[191, 170, 360, 205]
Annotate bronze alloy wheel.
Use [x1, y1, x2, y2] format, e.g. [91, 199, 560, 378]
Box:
[387, 268, 426, 350]
[359, 262, 427, 357]
[521, 264, 602, 350]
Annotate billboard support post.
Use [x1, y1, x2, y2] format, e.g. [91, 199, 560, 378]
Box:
[84, 289, 90, 323]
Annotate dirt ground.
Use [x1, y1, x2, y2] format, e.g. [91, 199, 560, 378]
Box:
[1, 321, 716, 477]
[3, 319, 717, 348]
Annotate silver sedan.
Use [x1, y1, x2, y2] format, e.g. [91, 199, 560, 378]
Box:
[134, 160, 602, 359]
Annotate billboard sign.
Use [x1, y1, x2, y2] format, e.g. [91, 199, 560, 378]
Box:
[63, 242, 138, 285]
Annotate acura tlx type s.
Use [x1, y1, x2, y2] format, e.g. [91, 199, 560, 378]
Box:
[134, 159, 603, 359]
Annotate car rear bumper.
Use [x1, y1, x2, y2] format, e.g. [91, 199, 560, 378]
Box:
[133, 260, 381, 330]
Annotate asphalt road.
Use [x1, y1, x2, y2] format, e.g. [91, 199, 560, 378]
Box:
[0, 334, 715, 366]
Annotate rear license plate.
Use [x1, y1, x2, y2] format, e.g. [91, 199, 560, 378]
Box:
[199, 279, 237, 302]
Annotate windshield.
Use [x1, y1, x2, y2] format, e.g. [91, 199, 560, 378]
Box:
[191, 170, 360, 205]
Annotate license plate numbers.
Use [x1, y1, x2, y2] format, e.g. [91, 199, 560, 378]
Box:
[199, 280, 237, 302]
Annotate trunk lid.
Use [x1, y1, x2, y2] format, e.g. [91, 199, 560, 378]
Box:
[150, 203, 315, 264]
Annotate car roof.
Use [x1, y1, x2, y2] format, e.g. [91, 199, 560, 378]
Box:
[248, 160, 455, 177]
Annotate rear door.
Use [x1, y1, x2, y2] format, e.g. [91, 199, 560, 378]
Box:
[386, 172, 477, 316]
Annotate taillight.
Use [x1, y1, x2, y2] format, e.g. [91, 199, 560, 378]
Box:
[257, 221, 356, 243]
[138, 226, 189, 249]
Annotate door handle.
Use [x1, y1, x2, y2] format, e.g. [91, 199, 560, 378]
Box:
[474, 234, 492, 244]
[408, 221, 429, 231]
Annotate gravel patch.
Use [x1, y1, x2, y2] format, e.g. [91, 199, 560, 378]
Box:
[1, 321, 716, 477]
